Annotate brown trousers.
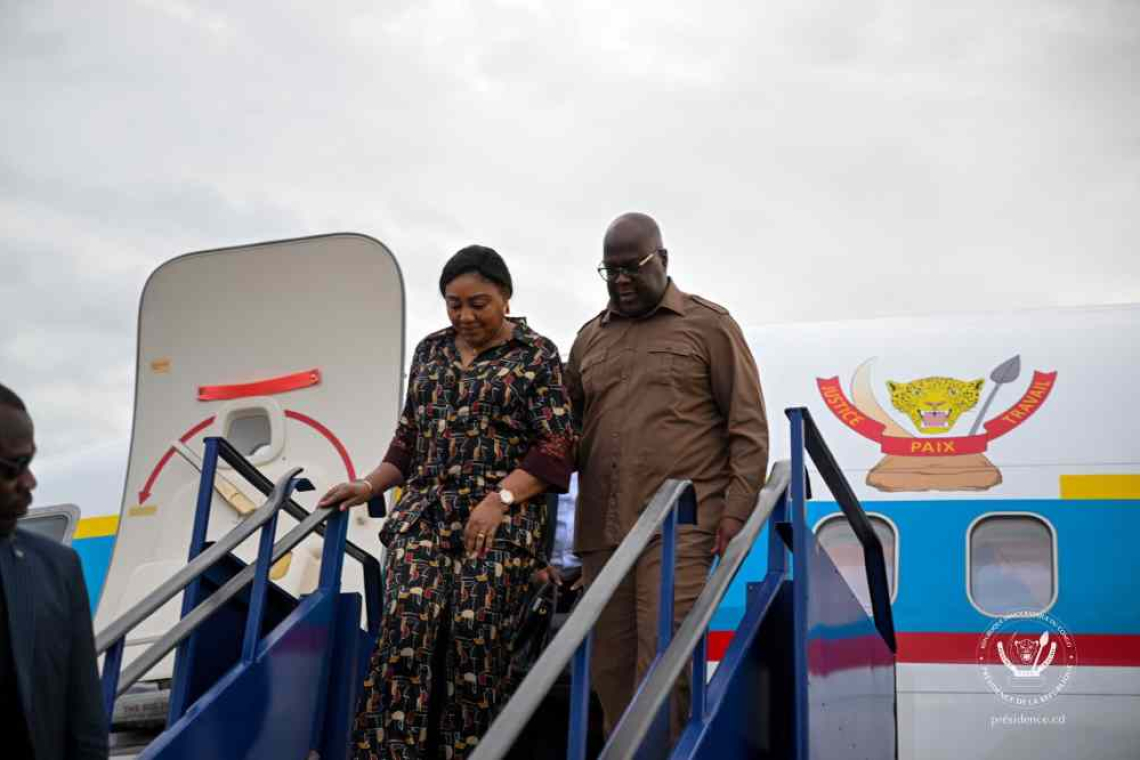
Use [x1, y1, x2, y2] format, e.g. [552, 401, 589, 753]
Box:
[579, 527, 715, 740]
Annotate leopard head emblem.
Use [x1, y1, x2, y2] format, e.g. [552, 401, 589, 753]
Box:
[886, 376, 984, 435]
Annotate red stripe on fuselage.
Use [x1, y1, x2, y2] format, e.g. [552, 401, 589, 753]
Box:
[706, 631, 1140, 667]
[897, 632, 1140, 667]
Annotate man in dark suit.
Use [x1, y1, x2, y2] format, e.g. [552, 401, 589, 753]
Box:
[0, 383, 107, 759]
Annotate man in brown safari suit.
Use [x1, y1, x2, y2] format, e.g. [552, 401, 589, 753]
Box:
[565, 212, 769, 738]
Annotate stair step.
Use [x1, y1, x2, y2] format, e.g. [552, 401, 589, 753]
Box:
[109, 728, 162, 758]
[112, 683, 170, 731]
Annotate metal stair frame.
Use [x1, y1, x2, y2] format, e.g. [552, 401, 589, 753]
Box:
[95, 436, 382, 758]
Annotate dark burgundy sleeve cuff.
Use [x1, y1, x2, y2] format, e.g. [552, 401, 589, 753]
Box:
[520, 438, 573, 493]
[382, 440, 411, 478]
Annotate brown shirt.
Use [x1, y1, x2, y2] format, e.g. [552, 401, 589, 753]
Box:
[566, 281, 769, 553]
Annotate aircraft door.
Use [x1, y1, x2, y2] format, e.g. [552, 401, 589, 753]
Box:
[94, 233, 405, 682]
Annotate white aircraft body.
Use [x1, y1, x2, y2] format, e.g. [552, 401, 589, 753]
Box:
[20, 234, 1139, 758]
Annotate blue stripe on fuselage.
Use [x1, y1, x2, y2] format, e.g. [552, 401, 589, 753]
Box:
[73, 535, 115, 614]
[712, 499, 1140, 636]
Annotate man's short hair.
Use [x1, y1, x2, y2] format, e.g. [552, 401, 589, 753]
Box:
[0, 384, 26, 413]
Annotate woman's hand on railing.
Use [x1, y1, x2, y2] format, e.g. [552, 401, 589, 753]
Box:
[318, 479, 373, 511]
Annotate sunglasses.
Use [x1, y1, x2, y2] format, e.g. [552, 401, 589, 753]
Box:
[0, 453, 33, 480]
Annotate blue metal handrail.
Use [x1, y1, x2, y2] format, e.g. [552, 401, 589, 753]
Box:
[96, 461, 308, 723]
[566, 407, 896, 760]
[793, 408, 896, 651]
[471, 479, 698, 760]
[600, 462, 790, 759]
[95, 436, 357, 731]
[787, 406, 895, 760]
[194, 439, 384, 636]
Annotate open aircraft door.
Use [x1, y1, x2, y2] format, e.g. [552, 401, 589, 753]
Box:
[93, 233, 404, 683]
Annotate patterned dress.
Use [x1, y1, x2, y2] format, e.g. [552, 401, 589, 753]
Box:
[353, 321, 574, 760]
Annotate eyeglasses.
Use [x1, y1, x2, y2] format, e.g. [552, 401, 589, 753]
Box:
[596, 250, 664, 282]
[0, 454, 33, 480]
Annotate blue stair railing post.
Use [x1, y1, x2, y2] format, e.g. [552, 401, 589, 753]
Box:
[658, 503, 678, 656]
[241, 505, 284, 664]
[680, 486, 704, 738]
[307, 504, 351, 751]
[768, 491, 788, 576]
[100, 637, 125, 731]
[634, 497, 680, 759]
[688, 632, 707, 730]
[568, 632, 595, 760]
[618, 507, 681, 760]
[788, 408, 811, 760]
[167, 435, 222, 723]
[315, 505, 349, 592]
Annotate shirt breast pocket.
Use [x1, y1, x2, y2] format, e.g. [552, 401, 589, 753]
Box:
[580, 349, 619, 397]
[647, 343, 705, 394]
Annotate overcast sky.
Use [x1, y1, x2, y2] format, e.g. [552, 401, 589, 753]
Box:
[3, 1, 1138, 510]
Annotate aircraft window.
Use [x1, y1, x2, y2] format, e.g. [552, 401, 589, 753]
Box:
[19, 514, 71, 543]
[815, 513, 898, 615]
[225, 410, 272, 458]
[17, 504, 80, 545]
[969, 514, 1056, 616]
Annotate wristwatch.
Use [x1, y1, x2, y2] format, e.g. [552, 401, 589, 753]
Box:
[498, 488, 516, 507]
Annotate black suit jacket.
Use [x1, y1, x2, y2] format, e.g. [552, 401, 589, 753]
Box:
[1, 529, 107, 759]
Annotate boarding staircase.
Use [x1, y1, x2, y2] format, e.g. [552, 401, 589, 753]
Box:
[96, 437, 384, 758]
[96, 408, 897, 759]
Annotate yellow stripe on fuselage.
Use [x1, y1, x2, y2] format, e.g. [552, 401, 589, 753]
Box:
[1060, 474, 1140, 500]
[73, 515, 120, 539]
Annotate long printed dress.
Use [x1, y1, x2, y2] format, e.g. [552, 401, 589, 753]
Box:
[352, 320, 575, 760]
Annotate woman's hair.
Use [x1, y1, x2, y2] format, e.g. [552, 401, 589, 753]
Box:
[439, 245, 513, 298]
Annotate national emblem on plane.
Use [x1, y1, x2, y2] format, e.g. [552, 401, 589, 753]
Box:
[1000, 632, 1058, 679]
[817, 355, 1058, 492]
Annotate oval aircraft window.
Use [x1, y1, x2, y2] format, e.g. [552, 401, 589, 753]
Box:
[19, 514, 70, 542]
[968, 514, 1056, 616]
[17, 504, 80, 545]
[815, 514, 898, 615]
